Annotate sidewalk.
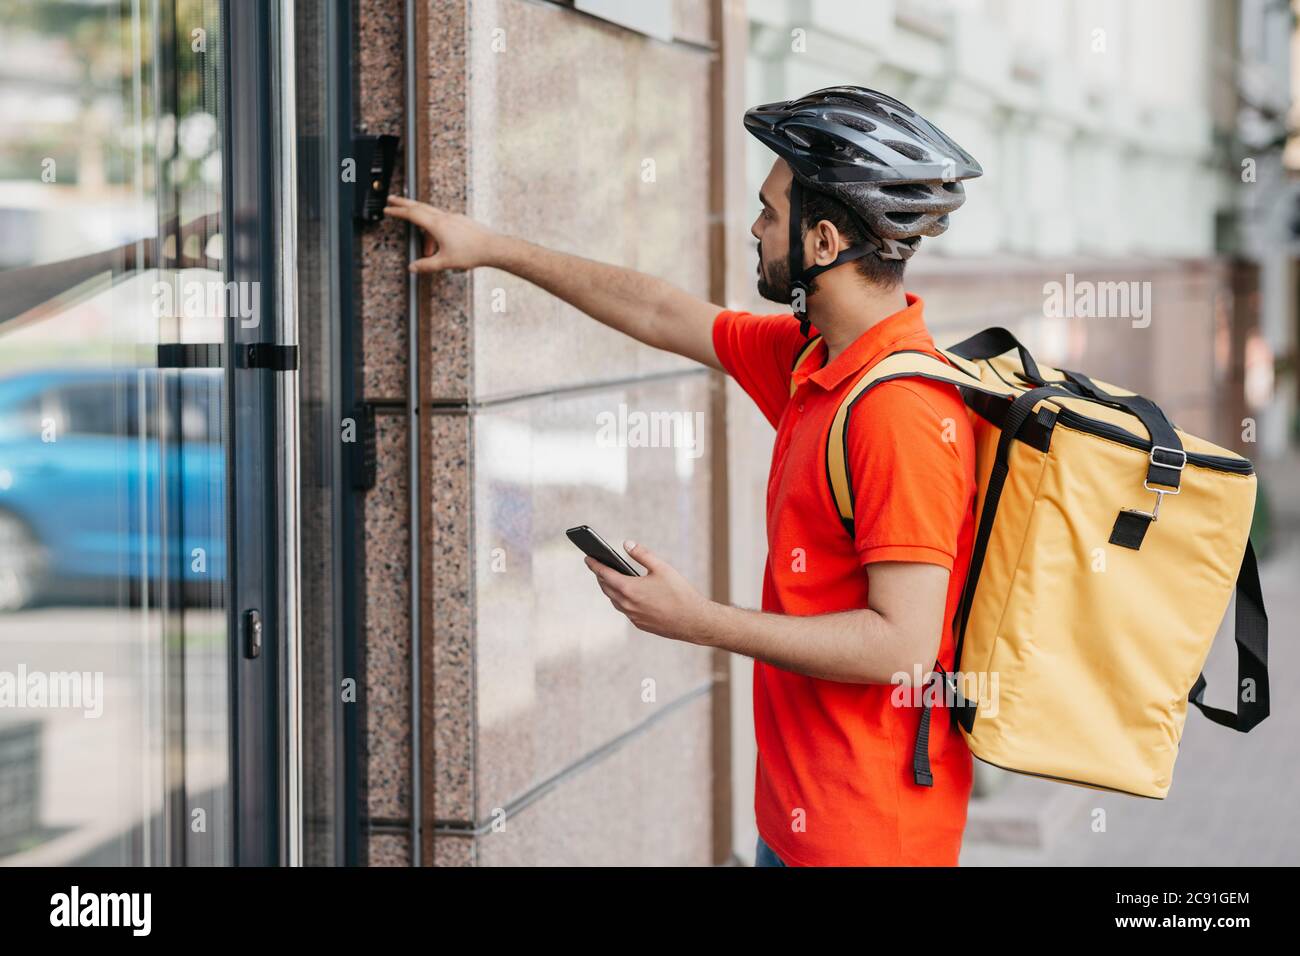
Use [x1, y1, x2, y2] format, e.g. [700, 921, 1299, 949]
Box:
[960, 452, 1300, 866]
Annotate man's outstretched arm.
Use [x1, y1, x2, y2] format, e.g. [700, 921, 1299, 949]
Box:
[384, 196, 724, 372]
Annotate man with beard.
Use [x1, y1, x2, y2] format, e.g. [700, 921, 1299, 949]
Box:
[385, 86, 983, 867]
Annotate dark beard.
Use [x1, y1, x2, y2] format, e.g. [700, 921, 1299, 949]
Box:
[756, 246, 794, 304]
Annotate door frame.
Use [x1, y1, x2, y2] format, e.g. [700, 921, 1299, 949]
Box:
[221, 0, 302, 866]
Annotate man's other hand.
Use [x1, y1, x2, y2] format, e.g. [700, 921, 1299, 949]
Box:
[584, 541, 715, 645]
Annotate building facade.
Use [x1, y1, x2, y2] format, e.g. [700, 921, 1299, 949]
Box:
[0, 0, 1292, 867]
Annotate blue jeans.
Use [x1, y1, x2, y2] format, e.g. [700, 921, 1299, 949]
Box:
[755, 834, 787, 867]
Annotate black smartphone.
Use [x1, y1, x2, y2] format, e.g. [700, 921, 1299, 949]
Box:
[566, 525, 640, 576]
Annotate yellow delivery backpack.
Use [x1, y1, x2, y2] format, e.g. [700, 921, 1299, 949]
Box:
[798, 327, 1269, 798]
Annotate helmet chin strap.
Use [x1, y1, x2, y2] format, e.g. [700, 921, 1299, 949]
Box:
[787, 177, 884, 338]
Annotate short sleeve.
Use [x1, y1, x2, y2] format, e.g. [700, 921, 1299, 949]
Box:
[712, 309, 805, 428]
[846, 378, 976, 569]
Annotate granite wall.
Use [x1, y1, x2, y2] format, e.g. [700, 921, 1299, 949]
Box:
[354, 0, 729, 866]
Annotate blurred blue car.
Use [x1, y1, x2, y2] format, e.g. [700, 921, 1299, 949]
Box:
[0, 367, 226, 609]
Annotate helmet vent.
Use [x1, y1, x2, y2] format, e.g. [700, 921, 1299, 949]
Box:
[880, 183, 933, 199]
[890, 115, 928, 139]
[821, 94, 876, 110]
[882, 140, 926, 161]
[832, 113, 877, 135]
[834, 149, 885, 166]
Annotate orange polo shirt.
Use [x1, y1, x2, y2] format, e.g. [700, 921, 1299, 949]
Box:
[713, 292, 976, 867]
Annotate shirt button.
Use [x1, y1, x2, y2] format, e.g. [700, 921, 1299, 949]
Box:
[798, 403, 805, 412]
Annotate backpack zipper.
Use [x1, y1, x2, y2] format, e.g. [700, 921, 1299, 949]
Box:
[983, 359, 1254, 475]
[1051, 404, 1254, 475]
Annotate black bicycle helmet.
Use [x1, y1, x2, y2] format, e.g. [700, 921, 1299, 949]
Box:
[745, 86, 982, 334]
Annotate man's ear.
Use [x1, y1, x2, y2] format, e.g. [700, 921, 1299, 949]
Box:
[809, 219, 843, 266]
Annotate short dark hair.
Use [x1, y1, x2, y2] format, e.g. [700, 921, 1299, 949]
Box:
[797, 186, 906, 289]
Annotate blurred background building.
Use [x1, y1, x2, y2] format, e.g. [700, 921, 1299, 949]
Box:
[734, 0, 1299, 865]
[0, 0, 1295, 866]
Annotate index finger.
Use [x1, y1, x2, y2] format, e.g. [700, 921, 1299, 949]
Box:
[585, 557, 629, 589]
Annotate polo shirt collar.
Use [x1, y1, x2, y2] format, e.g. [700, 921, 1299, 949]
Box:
[798, 292, 930, 392]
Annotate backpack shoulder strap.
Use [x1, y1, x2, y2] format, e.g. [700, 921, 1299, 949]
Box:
[1188, 538, 1269, 731]
[823, 346, 1020, 790]
[789, 335, 824, 397]
[794, 337, 986, 401]
[825, 350, 1013, 531]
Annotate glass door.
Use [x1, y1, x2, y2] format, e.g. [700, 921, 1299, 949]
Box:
[0, 0, 283, 865]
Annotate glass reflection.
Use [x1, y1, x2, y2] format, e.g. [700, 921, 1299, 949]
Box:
[0, 0, 229, 865]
